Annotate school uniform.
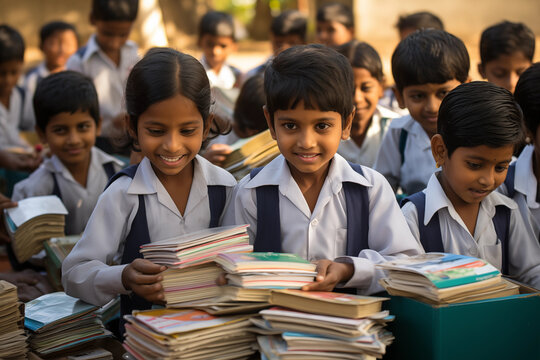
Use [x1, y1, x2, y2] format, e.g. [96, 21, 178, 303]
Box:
[229, 153, 422, 295]
[62, 155, 237, 306]
[201, 55, 241, 90]
[338, 105, 400, 167]
[12, 147, 124, 235]
[0, 86, 31, 149]
[378, 87, 409, 117]
[402, 172, 540, 289]
[373, 114, 436, 194]
[498, 145, 540, 239]
[66, 34, 139, 137]
[21, 62, 50, 129]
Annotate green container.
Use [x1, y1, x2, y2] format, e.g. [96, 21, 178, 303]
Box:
[383, 289, 540, 360]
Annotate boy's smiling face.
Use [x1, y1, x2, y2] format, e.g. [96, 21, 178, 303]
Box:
[395, 80, 462, 138]
[265, 101, 352, 180]
[478, 52, 532, 94]
[41, 29, 78, 72]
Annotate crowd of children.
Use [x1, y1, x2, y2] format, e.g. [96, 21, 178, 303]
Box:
[0, 0, 539, 343]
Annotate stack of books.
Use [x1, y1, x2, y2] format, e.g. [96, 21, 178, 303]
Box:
[222, 130, 280, 180]
[0, 280, 28, 359]
[378, 253, 519, 304]
[255, 290, 393, 359]
[214, 252, 318, 303]
[123, 308, 257, 360]
[43, 235, 81, 291]
[25, 292, 110, 356]
[3, 195, 68, 263]
[139, 225, 252, 306]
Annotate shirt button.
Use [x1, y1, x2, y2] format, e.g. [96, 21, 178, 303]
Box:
[469, 247, 478, 257]
[311, 219, 319, 226]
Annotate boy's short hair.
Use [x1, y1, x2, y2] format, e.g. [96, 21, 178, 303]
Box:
[438, 81, 524, 157]
[234, 74, 267, 134]
[264, 44, 354, 125]
[91, 0, 139, 22]
[34, 71, 100, 132]
[391, 29, 469, 93]
[480, 21, 535, 64]
[316, 2, 354, 29]
[514, 62, 540, 136]
[396, 11, 444, 32]
[271, 10, 307, 41]
[0, 24, 25, 63]
[39, 21, 78, 46]
[336, 40, 384, 83]
[198, 11, 235, 41]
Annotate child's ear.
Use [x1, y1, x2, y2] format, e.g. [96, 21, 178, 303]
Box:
[341, 110, 354, 140]
[477, 63, 486, 79]
[35, 125, 47, 144]
[392, 86, 406, 109]
[263, 105, 277, 140]
[431, 134, 447, 167]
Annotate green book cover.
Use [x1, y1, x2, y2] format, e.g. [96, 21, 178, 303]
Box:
[221, 252, 311, 264]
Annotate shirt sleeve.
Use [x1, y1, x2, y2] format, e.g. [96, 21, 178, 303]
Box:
[334, 169, 423, 294]
[373, 126, 402, 193]
[65, 54, 83, 73]
[61, 179, 136, 306]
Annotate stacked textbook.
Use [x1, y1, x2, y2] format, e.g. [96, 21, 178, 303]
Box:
[254, 290, 393, 359]
[25, 292, 110, 356]
[0, 281, 28, 359]
[139, 225, 252, 306]
[4, 195, 68, 263]
[378, 253, 519, 304]
[44, 235, 81, 291]
[123, 308, 256, 360]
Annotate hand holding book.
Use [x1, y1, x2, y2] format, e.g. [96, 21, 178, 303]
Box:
[302, 259, 354, 292]
[121, 258, 167, 304]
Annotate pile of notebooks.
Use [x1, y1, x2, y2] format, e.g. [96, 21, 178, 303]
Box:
[222, 130, 280, 180]
[4, 195, 68, 263]
[0, 280, 28, 359]
[123, 308, 257, 360]
[378, 253, 519, 304]
[25, 292, 110, 356]
[44, 235, 81, 291]
[254, 290, 394, 359]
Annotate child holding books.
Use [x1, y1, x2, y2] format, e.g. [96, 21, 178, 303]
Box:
[12, 71, 124, 236]
[499, 63, 540, 241]
[401, 81, 540, 289]
[229, 45, 421, 294]
[478, 21, 535, 94]
[374, 29, 470, 195]
[62, 48, 236, 324]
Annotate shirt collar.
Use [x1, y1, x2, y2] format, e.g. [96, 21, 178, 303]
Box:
[82, 34, 137, 63]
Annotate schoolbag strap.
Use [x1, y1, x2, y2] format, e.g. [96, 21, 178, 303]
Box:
[250, 167, 281, 252]
[492, 205, 510, 275]
[207, 185, 226, 228]
[344, 162, 369, 255]
[102, 162, 116, 180]
[106, 164, 139, 189]
[399, 129, 408, 165]
[401, 191, 444, 252]
[503, 163, 516, 198]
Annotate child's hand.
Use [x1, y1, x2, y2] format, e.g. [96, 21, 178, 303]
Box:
[121, 259, 167, 303]
[0, 150, 42, 172]
[202, 143, 232, 167]
[301, 259, 354, 292]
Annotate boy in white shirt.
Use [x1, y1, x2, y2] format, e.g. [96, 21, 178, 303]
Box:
[374, 29, 470, 195]
[401, 81, 540, 289]
[230, 45, 421, 294]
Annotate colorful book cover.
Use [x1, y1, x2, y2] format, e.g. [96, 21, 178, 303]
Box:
[216, 252, 316, 273]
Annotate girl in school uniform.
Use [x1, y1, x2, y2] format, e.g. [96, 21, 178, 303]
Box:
[62, 48, 236, 318]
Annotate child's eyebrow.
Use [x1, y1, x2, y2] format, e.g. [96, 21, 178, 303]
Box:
[276, 116, 337, 122]
[466, 155, 512, 163]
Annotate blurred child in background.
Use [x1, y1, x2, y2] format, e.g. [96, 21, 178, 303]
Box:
[316, 2, 355, 47]
[395, 11, 444, 40]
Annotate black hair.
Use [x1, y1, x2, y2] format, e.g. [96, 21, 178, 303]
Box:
[33, 71, 100, 132]
[271, 10, 307, 41]
[480, 21, 535, 64]
[198, 11, 235, 41]
[336, 40, 384, 83]
[316, 2, 354, 29]
[39, 21, 78, 46]
[125, 47, 227, 150]
[91, 0, 139, 22]
[396, 11, 444, 32]
[391, 29, 470, 93]
[514, 62, 540, 137]
[0, 25, 25, 63]
[438, 81, 524, 157]
[264, 44, 354, 126]
[234, 74, 267, 134]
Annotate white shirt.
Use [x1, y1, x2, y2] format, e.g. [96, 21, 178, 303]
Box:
[402, 172, 540, 289]
[21, 62, 50, 130]
[498, 145, 540, 239]
[12, 147, 124, 235]
[0, 86, 30, 149]
[62, 155, 237, 306]
[228, 154, 422, 294]
[66, 34, 139, 136]
[378, 87, 409, 117]
[373, 114, 436, 194]
[338, 105, 400, 167]
[201, 55, 240, 90]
